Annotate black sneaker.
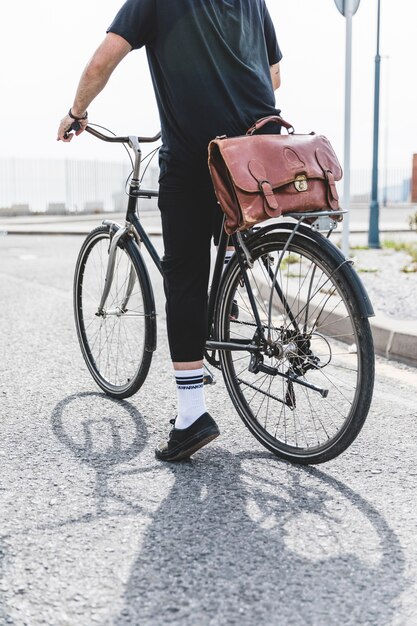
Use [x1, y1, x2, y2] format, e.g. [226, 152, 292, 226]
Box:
[155, 412, 220, 462]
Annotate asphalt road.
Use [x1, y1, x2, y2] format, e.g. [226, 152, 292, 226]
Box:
[0, 234, 417, 626]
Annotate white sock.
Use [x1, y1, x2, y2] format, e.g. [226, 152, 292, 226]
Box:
[174, 368, 207, 429]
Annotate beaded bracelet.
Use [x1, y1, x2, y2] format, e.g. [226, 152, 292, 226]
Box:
[68, 108, 88, 121]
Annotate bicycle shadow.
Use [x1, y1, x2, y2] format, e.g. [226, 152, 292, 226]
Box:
[51, 391, 150, 520]
[111, 450, 406, 626]
[49, 395, 406, 625]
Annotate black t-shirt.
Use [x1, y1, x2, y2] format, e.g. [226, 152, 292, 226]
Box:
[108, 0, 282, 168]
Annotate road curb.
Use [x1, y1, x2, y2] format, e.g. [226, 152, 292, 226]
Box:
[370, 313, 417, 367]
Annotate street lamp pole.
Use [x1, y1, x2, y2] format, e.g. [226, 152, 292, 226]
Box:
[334, 0, 361, 258]
[341, 2, 354, 258]
[368, 0, 382, 248]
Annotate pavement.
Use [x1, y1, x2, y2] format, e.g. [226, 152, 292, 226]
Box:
[1, 205, 416, 367]
[1, 233, 417, 625]
[1, 214, 417, 624]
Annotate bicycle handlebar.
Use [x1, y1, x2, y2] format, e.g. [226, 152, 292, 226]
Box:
[85, 125, 161, 144]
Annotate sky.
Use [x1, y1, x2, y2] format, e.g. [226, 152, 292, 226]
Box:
[1, 1, 416, 173]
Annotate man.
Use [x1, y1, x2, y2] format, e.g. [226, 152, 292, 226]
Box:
[57, 0, 282, 462]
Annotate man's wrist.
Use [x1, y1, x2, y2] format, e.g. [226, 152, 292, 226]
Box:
[69, 108, 88, 121]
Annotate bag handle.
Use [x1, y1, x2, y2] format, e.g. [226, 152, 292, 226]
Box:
[246, 115, 294, 136]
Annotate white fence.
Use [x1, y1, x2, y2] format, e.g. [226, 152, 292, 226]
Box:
[350, 168, 411, 203]
[0, 157, 411, 215]
[0, 157, 159, 215]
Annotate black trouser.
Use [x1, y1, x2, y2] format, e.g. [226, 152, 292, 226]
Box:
[158, 164, 224, 362]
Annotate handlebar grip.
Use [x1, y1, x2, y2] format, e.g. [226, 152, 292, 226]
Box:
[64, 121, 81, 140]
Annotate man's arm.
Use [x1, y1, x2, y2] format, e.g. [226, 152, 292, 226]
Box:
[270, 62, 281, 91]
[57, 33, 132, 142]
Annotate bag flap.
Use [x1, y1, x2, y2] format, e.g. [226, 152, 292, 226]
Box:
[209, 133, 343, 193]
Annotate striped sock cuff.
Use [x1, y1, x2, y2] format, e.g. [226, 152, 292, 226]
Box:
[174, 367, 207, 428]
[175, 374, 204, 389]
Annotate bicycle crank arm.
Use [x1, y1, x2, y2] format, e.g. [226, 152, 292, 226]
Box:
[104, 310, 146, 317]
[281, 371, 328, 398]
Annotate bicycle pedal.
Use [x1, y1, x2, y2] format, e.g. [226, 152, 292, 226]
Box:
[203, 373, 216, 385]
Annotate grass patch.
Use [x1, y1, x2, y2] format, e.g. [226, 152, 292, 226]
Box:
[280, 254, 300, 270]
[285, 253, 299, 265]
[357, 267, 379, 274]
[382, 239, 408, 252]
[285, 272, 305, 279]
[409, 210, 417, 231]
[382, 239, 417, 272]
[382, 239, 417, 255]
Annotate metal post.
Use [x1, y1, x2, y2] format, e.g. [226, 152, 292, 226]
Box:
[382, 55, 390, 208]
[341, 6, 353, 258]
[334, 0, 361, 257]
[368, 0, 381, 248]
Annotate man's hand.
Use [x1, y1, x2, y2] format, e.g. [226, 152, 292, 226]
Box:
[57, 113, 88, 142]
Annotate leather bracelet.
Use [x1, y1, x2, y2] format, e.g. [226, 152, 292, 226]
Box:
[68, 108, 88, 121]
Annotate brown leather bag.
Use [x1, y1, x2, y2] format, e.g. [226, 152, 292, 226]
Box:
[208, 115, 343, 235]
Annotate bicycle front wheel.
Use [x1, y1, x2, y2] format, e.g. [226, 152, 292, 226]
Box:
[74, 226, 155, 398]
[215, 230, 374, 464]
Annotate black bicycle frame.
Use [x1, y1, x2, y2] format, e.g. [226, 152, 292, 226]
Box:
[128, 195, 266, 353]
[126, 184, 302, 354]
[84, 125, 316, 353]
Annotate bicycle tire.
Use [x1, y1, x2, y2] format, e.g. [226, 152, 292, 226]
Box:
[74, 225, 155, 399]
[214, 230, 374, 464]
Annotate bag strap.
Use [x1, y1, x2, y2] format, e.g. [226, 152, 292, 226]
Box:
[315, 148, 339, 209]
[246, 115, 294, 136]
[248, 160, 279, 211]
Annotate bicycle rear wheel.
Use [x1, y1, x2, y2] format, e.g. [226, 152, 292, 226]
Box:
[74, 225, 155, 398]
[214, 230, 374, 464]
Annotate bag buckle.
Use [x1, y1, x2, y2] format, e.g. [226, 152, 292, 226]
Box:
[258, 179, 269, 193]
[294, 175, 308, 192]
[258, 179, 279, 211]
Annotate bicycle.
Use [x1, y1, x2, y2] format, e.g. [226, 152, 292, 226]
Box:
[73, 124, 375, 465]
